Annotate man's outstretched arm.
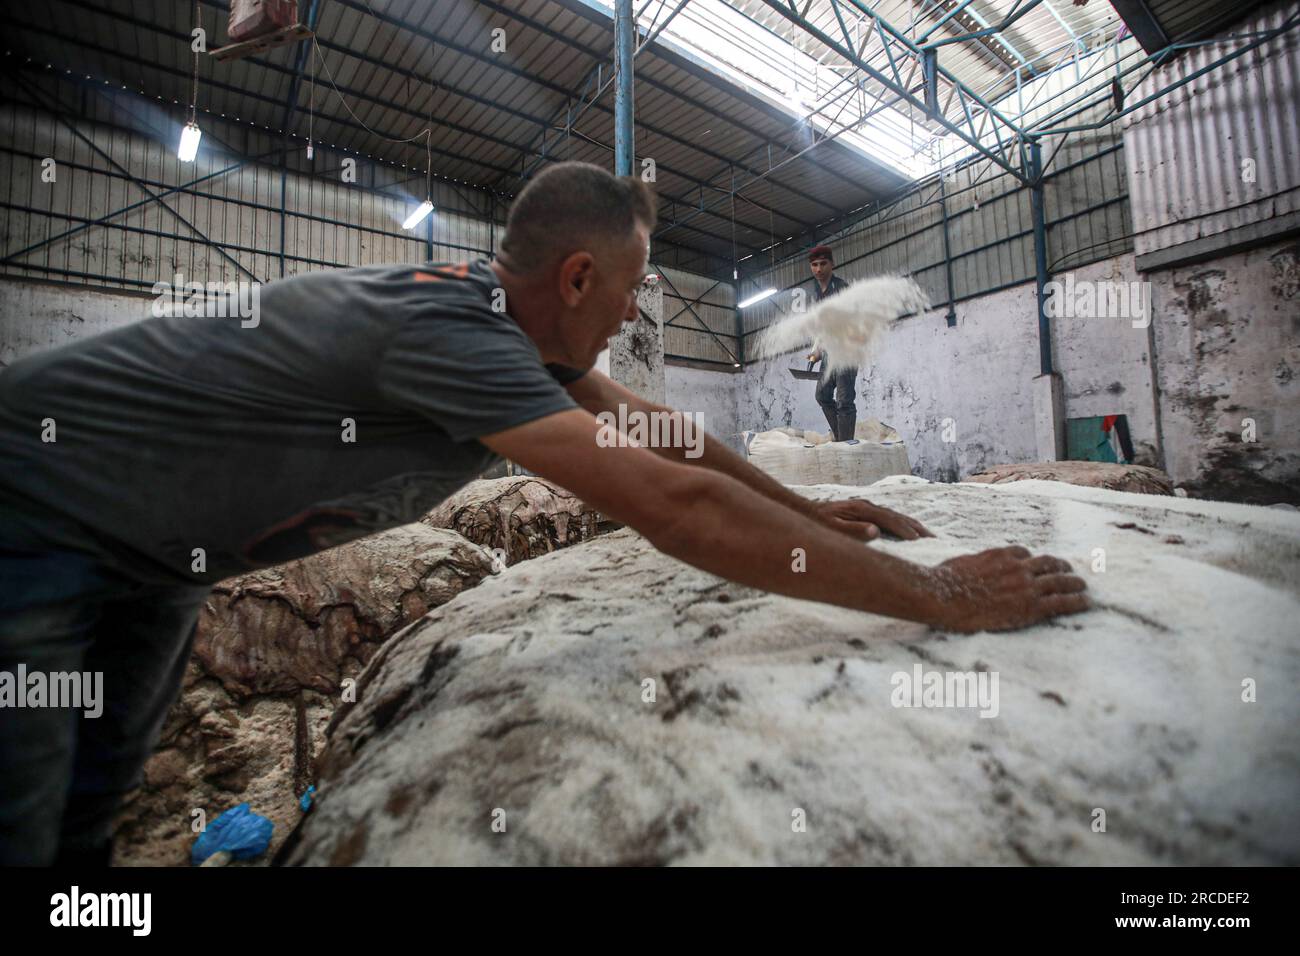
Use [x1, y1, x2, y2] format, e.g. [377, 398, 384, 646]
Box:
[563, 369, 930, 541]
[480, 407, 1088, 634]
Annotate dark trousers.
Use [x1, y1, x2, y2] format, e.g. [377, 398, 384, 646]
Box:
[815, 365, 859, 441]
[0, 545, 208, 866]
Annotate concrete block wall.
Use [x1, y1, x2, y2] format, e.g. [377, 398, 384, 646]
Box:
[5, 241, 1296, 504]
[664, 364, 743, 453]
[663, 358, 830, 456]
[663, 243, 1297, 503]
[0, 279, 153, 368]
[607, 281, 665, 405]
[667, 253, 1157, 484]
[1148, 238, 1300, 503]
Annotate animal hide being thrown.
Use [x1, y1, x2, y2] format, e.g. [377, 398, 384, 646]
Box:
[758, 275, 930, 371]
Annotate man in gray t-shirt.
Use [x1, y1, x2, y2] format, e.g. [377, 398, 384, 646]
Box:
[0, 259, 585, 584]
[0, 257, 594, 867]
[0, 162, 1086, 866]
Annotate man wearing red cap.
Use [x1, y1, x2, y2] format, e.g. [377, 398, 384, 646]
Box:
[805, 245, 858, 441]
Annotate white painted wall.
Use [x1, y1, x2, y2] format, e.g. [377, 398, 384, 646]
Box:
[883, 255, 1159, 481]
[668, 253, 1160, 484]
[664, 356, 832, 456]
[664, 364, 743, 453]
[856, 280, 1041, 483]
[737, 354, 828, 439]
[0, 278, 153, 368]
[7, 244, 1297, 504]
[1052, 255, 1159, 459]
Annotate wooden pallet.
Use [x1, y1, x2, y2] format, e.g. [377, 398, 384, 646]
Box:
[211, 23, 313, 63]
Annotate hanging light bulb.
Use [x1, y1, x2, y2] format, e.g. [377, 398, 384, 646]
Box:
[307, 39, 316, 162]
[404, 127, 434, 230]
[178, 121, 202, 162]
[180, 0, 201, 162]
[403, 199, 434, 231]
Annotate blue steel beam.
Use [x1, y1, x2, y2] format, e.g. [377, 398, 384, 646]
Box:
[1027, 140, 1052, 376]
[615, 0, 636, 176]
[508, 0, 693, 185]
[916, 0, 981, 43]
[919, 0, 1037, 71]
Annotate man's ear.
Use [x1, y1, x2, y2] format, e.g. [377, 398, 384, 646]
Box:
[557, 251, 596, 307]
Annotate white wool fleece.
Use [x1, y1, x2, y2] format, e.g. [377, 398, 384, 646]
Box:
[758, 275, 930, 371]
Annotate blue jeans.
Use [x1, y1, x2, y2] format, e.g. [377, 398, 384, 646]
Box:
[0, 544, 209, 866]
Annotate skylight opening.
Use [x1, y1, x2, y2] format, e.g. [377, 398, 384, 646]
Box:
[599, 0, 1129, 185]
[597, 0, 937, 179]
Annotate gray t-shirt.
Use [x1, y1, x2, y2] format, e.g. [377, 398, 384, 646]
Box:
[0, 260, 585, 585]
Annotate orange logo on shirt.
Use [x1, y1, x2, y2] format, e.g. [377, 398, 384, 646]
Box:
[412, 263, 469, 282]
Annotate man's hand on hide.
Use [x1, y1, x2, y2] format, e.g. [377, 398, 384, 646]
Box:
[813, 498, 933, 542]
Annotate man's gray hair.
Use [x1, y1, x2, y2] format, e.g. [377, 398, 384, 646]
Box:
[499, 162, 657, 274]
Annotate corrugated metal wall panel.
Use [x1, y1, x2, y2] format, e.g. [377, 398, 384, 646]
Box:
[1150, 0, 1272, 43]
[659, 264, 739, 364]
[1123, 1, 1300, 258]
[0, 76, 506, 291]
[0, 76, 736, 362]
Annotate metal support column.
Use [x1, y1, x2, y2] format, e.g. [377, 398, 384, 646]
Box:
[1027, 140, 1052, 375]
[613, 0, 634, 176]
[1026, 137, 1065, 461]
[938, 172, 957, 327]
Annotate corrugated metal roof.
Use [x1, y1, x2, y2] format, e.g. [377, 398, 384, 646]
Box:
[6, 0, 924, 278]
[1111, 0, 1275, 53]
[725, 1, 1125, 127]
[1149, 0, 1274, 44]
[10, 0, 1248, 281]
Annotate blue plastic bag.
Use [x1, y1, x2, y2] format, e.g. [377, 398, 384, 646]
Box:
[191, 803, 274, 866]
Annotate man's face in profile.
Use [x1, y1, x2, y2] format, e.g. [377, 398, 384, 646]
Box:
[572, 224, 650, 368]
[810, 255, 833, 286]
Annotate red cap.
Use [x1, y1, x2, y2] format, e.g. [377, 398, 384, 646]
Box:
[808, 244, 833, 263]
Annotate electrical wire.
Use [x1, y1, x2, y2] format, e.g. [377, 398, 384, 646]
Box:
[1048, 232, 1137, 273]
[189, 0, 201, 124]
[312, 41, 430, 145]
[308, 37, 315, 154]
[311, 36, 434, 204]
